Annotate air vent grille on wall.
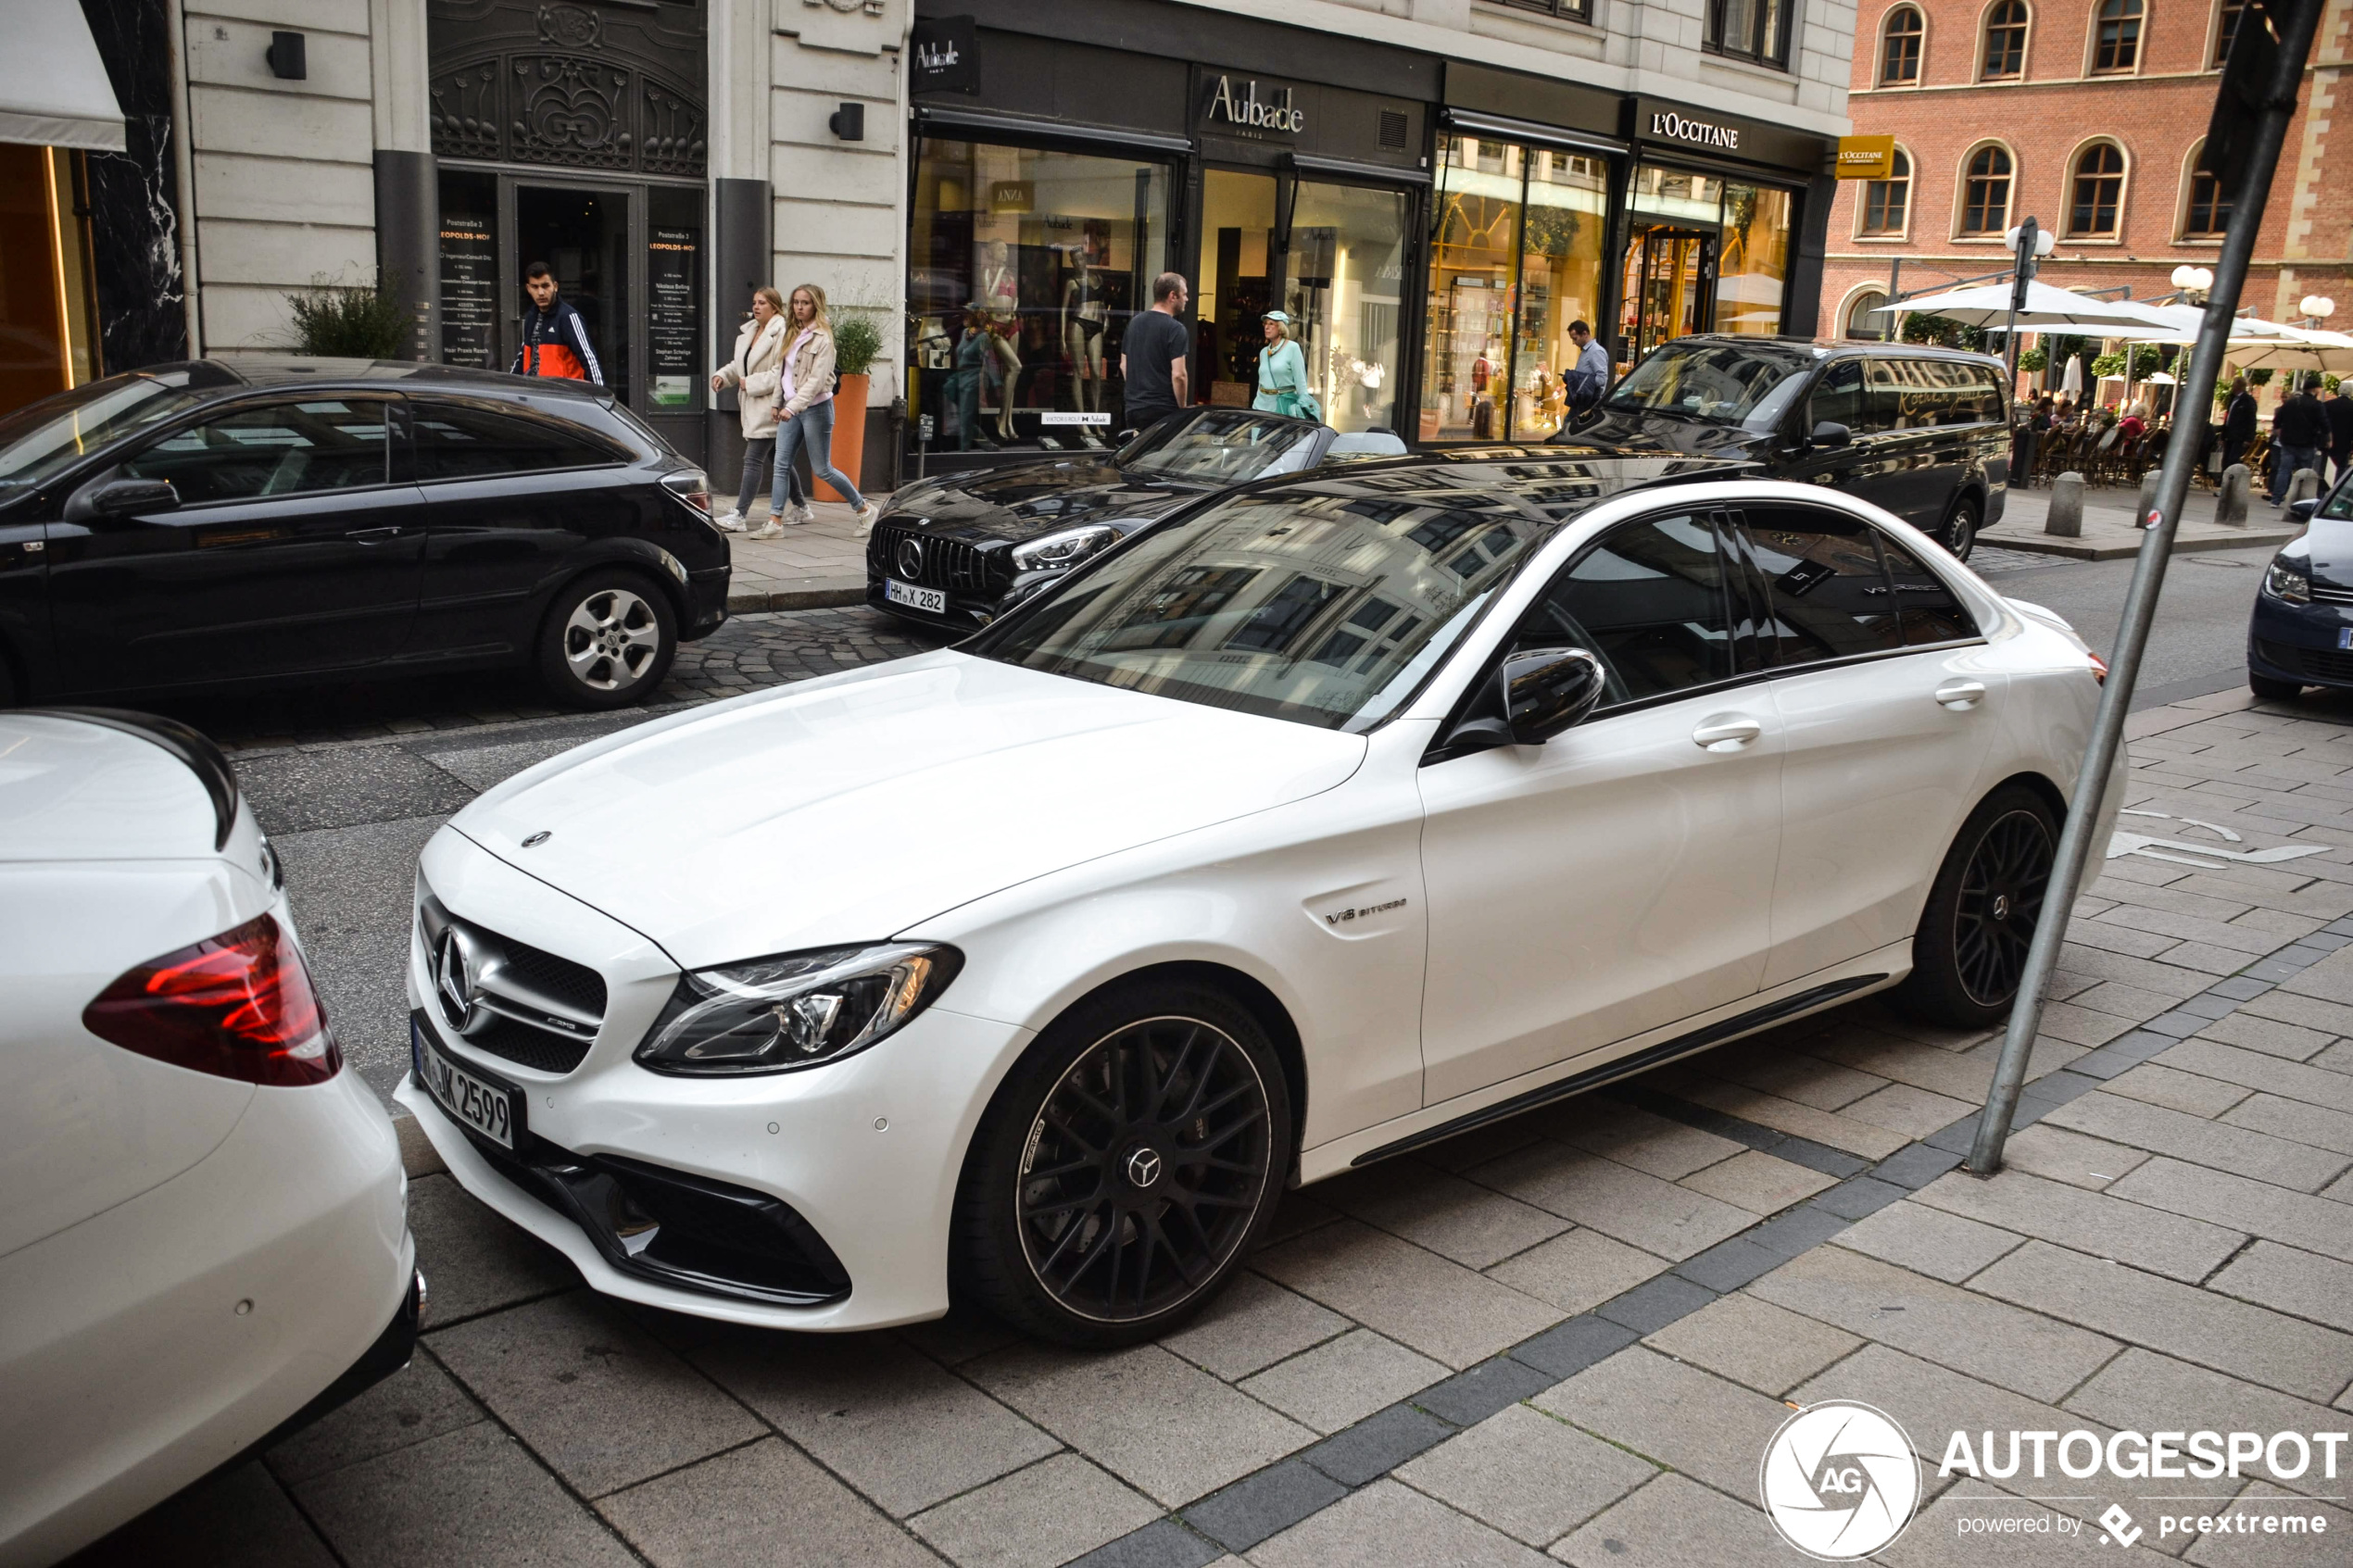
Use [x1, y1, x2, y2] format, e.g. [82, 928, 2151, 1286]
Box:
[1379, 110, 1409, 151]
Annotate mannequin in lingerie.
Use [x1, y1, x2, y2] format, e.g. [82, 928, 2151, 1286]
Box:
[1057, 235, 1110, 446]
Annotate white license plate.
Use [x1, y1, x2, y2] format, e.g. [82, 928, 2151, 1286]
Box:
[412, 1016, 521, 1149]
[886, 577, 947, 614]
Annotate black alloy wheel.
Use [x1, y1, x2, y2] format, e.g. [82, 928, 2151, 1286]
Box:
[1944, 497, 1981, 562]
[956, 983, 1291, 1347]
[1895, 784, 2059, 1027]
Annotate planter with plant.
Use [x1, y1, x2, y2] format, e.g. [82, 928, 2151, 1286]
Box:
[2019, 346, 2048, 374]
[284, 280, 412, 359]
[819, 311, 886, 502]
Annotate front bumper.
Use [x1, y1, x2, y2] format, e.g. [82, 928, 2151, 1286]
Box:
[682, 564, 731, 640]
[2249, 592, 2353, 688]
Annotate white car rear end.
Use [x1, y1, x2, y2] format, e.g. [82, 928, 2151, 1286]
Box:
[0, 711, 416, 1568]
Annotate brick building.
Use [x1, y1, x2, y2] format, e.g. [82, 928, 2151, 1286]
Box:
[1821, 0, 2352, 374]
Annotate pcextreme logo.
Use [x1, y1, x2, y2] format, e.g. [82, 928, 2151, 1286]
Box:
[1759, 1401, 1922, 1560]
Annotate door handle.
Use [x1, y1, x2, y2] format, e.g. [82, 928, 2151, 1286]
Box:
[1935, 679, 1988, 709]
[1692, 714, 1764, 752]
[346, 526, 402, 543]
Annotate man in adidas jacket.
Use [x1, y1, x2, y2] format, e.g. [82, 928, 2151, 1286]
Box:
[510, 262, 604, 384]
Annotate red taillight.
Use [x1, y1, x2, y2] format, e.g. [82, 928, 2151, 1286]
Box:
[82, 914, 341, 1086]
[2087, 652, 2109, 685]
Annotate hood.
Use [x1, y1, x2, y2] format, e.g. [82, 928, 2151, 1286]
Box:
[2295, 521, 2352, 592]
[889, 459, 1204, 545]
[1548, 411, 1770, 460]
[449, 652, 1366, 970]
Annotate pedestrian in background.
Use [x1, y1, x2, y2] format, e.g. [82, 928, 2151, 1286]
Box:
[761, 284, 879, 540]
[511, 263, 603, 385]
[2269, 372, 2329, 506]
[709, 286, 788, 532]
[1565, 320, 1610, 418]
[1120, 272, 1191, 434]
[2223, 376, 2258, 474]
[1252, 310, 1317, 421]
[2326, 380, 2353, 487]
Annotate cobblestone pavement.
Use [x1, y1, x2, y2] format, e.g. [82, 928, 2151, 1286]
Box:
[66, 685, 2353, 1568]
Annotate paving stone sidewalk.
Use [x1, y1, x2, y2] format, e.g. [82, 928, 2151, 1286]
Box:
[68, 687, 2353, 1568]
[1985, 484, 2301, 561]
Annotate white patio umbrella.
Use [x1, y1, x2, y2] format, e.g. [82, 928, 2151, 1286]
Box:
[2060, 355, 2085, 398]
[2226, 322, 2353, 375]
[1868, 281, 2174, 332]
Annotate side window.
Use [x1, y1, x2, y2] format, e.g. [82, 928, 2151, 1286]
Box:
[409, 400, 618, 482]
[1808, 360, 1869, 433]
[1740, 506, 1906, 664]
[1515, 512, 1739, 706]
[1881, 536, 1982, 644]
[120, 399, 388, 505]
[1871, 358, 1945, 431]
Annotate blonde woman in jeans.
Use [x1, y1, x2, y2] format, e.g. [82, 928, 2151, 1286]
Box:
[708, 285, 788, 530]
[757, 283, 880, 539]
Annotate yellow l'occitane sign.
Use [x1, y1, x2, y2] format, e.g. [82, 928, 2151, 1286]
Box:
[1836, 135, 1896, 180]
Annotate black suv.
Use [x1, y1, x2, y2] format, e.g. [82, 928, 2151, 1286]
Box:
[1561, 335, 2011, 558]
[0, 359, 729, 709]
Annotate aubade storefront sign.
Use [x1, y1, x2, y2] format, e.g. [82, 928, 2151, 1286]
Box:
[1204, 75, 1305, 136]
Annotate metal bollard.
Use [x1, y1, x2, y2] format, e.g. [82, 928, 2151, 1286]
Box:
[2137, 469, 2162, 530]
[2217, 464, 2251, 526]
[2045, 471, 2084, 537]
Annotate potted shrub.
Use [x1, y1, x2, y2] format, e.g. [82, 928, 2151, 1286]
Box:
[820, 311, 884, 501]
[284, 280, 410, 358]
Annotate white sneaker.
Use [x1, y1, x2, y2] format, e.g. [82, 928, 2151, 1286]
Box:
[746, 521, 786, 540]
[711, 509, 748, 533]
[788, 502, 815, 527]
[853, 501, 880, 538]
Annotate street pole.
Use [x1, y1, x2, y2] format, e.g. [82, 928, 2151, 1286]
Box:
[1968, 0, 2327, 1174]
[1884, 257, 1901, 344]
[2002, 217, 2037, 383]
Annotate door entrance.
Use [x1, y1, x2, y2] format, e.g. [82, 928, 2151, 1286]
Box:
[1197, 169, 1278, 408]
[1618, 225, 1716, 369]
[515, 185, 631, 403]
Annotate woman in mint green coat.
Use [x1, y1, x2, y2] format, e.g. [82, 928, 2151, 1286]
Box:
[1252, 310, 1320, 422]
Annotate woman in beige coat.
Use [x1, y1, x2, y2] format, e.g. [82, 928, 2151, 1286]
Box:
[709, 287, 789, 530]
[760, 283, 880, 538]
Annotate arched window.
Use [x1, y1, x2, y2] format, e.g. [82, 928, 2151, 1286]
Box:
[1961, 145, 2014, 234]
[1845, 291, 1890, 339]
[2184, 142, 2231, 236]
[2069, 144, 2125, 235]
[2093, 0, 2143, 71]
[2212, 0, 2246, 66]
[1881, 6, 1925, 83]
[1982, 0, 2029, 77]
[1862, 150, 1912, 233]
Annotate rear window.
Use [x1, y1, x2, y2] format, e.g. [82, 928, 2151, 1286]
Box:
[409, 400, 623, 482]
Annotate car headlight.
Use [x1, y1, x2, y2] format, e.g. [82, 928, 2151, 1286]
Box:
[1012, 523, 1118, 572]
[2266, 559, 2313, 605]
[634, 943, 963, 1075]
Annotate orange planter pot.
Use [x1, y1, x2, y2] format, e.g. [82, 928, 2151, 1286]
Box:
[816, 372, 870, 501]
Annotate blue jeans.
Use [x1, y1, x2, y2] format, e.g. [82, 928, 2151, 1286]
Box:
[2271, 445, 2322, 503]
[772, 399, 864, 512]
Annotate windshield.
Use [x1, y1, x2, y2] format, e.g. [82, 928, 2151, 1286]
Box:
[0, 372, 214, 496]
[968, 474, 1572, 731]
[1601, 343, 1813, 432]
[1119, 410, 1322, 484]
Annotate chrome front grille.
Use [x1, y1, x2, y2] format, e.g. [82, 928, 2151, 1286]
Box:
[870, 525, 1002, 594]
[2309, 583, 2353, 605]
[418, 896, 606, 1074]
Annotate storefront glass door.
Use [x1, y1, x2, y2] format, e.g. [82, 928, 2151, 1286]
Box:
[1619, 225, 1714, 368]
[1285, 182, 1407, 434]
[1511, 150, 1608, 439]
[1198, 169, 1279, 408]
[1422, 137, 1520, 441]
[516, 184, 633, 404]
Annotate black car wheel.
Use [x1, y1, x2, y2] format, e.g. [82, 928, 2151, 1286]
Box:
[1942, 497, 1980, 561]
[2251, 671, 2305, 702]
[954, 980, 1291, 1348]
[536, 570, 677, 709]
[1894, 784, 2058, 1028]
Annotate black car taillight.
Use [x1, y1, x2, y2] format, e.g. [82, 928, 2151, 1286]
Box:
[660, 470, 711, 516]
[82, 913, 342, 1086]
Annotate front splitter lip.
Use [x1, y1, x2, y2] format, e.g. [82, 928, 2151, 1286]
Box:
[395, 1080, 935, 1332]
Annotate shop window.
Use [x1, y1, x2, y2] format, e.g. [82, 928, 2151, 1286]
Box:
[1861, 151, 1912, 235]
[1881, 7, 1925, 84]
[1424, 135, 1526, 442]
[2068, 144, 2126, 237]
[2183, 142, 2230, 236]
[1706, 0, 1792, 68]
[1717, 185, 1793, 337]
[2092, 0, 2142, 72]
[906, 138, 1170, 458]
[1960, 145, 2014, 235]
[0, 144, 101, 415]
[1843, 292, 1889, 340]
[1982, 0, 2029, 78]
[1511, 149, 1608, 438]
[2212, 0, 2245, 65]
[1287, 182, 1409, 435]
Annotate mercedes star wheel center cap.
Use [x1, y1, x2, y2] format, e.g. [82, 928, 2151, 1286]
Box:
[1126, 1148, 1164, 1188]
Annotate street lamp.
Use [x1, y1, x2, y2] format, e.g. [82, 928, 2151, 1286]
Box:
[2299, 293, 2335, 326]
[2171, 264, 2215, 301]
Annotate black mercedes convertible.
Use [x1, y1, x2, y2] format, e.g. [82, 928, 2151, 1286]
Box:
[866, 408, 1405, 632]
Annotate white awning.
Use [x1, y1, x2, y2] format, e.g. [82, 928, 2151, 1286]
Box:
[0, 0, 126, 152]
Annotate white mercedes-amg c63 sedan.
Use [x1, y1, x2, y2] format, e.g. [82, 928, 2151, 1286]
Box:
[398, 453, 2118, 1347]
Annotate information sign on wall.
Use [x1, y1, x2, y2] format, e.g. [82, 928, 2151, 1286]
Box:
[437, 214, 497, 369]
[648, 226, 699, 408]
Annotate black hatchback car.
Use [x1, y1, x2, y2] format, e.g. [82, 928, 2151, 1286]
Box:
[1560, 335, 2011, 558]
[868, 408, 1404, 632]
[0, 358, 729, 709]
[2248, 483, 2350, 699]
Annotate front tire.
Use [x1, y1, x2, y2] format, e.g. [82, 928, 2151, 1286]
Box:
[1894, 784, 2059, 1028]
[535, 571, 677, 709]
[953, 981, 1293, 1348]
[2250, 671, 2305, 702]
[1942, 497, 1981, 561]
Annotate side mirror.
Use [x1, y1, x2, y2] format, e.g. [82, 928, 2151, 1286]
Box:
[2290, 497, 2321, 522]
[1447, 646, 1608, 752]
[1810, 421, 1852, 449]
[67, 476, 180, 523]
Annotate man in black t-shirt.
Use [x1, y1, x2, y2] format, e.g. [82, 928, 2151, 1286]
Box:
[1120, 271, 1191, 434]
